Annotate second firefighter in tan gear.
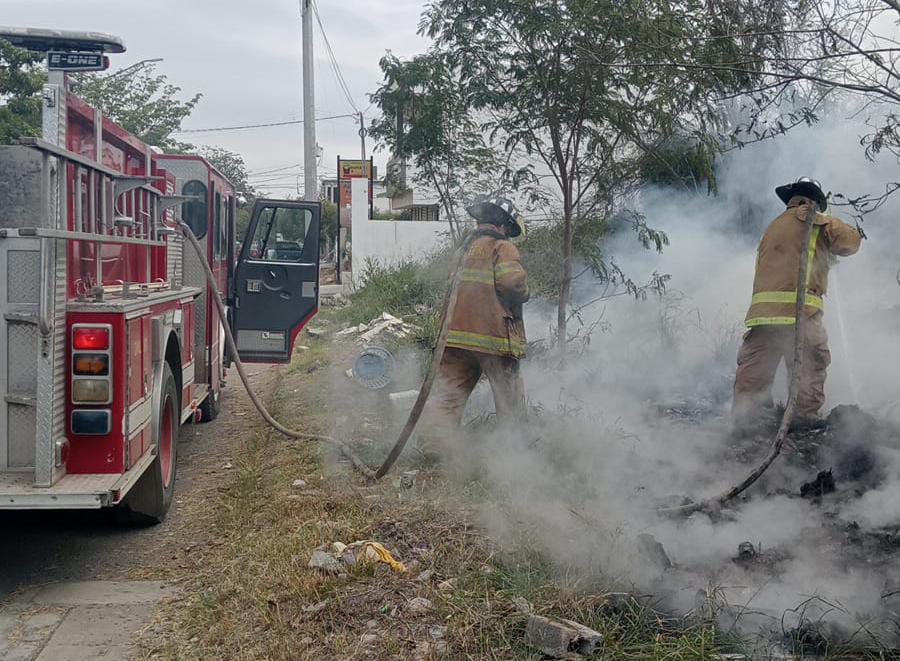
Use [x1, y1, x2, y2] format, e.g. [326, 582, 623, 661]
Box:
[425, 197, 529, 450]
[733, 177, 861, 427]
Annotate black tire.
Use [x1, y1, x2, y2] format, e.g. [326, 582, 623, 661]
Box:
[116, 362, 180, 525]
[197, 386, 220, 422]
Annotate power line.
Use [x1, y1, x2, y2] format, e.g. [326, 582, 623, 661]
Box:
[311, 0, 360, 114]
[248, 162, 303, 176]
[173, 113, 356, 134]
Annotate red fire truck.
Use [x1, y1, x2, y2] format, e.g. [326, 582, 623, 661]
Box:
[0, 28, 320, 522]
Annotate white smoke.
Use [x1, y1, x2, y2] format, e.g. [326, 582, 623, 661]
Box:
[459, 114, 900, 650]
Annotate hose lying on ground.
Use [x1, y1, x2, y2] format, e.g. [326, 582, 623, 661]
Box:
[178, 221, 471, 482]
[663, 204, 819, 516]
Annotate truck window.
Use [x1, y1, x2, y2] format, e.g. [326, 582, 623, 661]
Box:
[182, 180, 208, 239]
[248, 207, 310, 263]
[217, 195, 228, 261]
[214, 191, 223, 260]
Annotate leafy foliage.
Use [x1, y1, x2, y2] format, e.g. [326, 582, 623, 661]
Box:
[70, 63, 200, 150]
[197, 146, 252, 195]
[0, 39, 45, 144]
[369, 52, 501, 239]
[407, 0, 752, 353]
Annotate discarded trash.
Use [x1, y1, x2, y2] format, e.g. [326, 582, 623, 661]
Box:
[291, 479, 307, 491]
[352, 346, 396, 390]
[524, 614, 603, 658]
[312, 540, 407, 574]
[400, 470, 418, 489]
[737, 541, 757, 562]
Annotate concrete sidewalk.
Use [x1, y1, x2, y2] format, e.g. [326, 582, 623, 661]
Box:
[0, 580, 176, 661]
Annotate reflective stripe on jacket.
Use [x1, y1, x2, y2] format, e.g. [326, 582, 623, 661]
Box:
[447, 225, 529, 358]
[745, 198, 861, 327]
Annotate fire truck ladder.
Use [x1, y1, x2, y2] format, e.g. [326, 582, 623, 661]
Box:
[0, 137, 183, 506]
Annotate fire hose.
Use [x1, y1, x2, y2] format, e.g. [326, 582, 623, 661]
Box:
[182, 204, 816, 503]
[178, 221, 471, 482]
[663, 204, 819, 516]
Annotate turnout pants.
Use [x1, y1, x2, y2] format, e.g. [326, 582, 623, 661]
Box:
[732, 312, 831, 422]
[420, 348, 525, 454]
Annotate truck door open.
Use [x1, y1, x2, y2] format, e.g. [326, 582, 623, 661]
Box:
[232, 199, 321, 363]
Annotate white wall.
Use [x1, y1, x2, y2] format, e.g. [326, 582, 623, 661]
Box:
[349, 178, 449, 284]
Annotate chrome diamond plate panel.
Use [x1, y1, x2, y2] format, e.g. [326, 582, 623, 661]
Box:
[7, 321, 38, 393]
[7, 403, 36, 468]
[7, 251, 41, 304]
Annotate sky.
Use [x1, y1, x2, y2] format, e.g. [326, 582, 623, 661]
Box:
[2, 0, 430, 197]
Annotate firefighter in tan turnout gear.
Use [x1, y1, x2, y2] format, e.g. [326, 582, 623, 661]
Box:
[733, 177, 862, 431]
[422, 197, 529, 458]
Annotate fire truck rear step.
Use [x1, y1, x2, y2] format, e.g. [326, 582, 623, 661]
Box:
[0, 450, 155, 509]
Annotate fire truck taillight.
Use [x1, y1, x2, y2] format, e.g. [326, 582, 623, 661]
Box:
[72, 379, 110, 403]
[73, 354, 109, 376]
[72, 324, 112, 405]
[71, 410, 111, 435]
[73, 327, 110, 350]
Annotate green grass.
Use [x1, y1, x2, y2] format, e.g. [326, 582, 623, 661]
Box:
[139, 330, 744, 660]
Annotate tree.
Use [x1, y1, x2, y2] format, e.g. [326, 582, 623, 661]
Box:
[369, 52, 501, 241]
[70, 63, 200, 150]
[197, 146, 253, 195]
[0, 38, 45, 144]
[413, 0, 750, 355]
[601, 0, 900, 218]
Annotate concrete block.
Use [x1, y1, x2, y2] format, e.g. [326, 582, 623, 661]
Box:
[525, 614, 603, 658]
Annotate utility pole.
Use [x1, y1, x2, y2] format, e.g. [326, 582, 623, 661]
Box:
[358, 111, 366, 162]
[301, 0, 317, 202]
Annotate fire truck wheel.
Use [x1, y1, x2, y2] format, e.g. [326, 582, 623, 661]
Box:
[197, 387, 220, 422]
[115, 363, 180, 525]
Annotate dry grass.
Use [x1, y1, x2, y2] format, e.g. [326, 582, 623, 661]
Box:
[137, 321, 742, 660]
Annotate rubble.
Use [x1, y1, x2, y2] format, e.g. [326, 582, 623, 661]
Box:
[336, 312, 421, 344]
[437, 578, 457, 592]
[800, 469, 835, 499]
[513, 596, 533, 614]
[524, 614, 603, 658]
[321, 292, 351, 308]
[406, 597, 433, 613]
[308, 550, 342, 574]
[637, 533, 672, 570]
[389, 389, 419, 407]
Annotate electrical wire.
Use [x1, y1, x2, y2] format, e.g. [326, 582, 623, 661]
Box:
[311, 0, 360, 114]
[173, 113, 356, 134]
[248, 162, 303, 176]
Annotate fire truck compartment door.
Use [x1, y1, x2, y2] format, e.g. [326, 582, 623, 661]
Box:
[232, 199, 321, 363]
